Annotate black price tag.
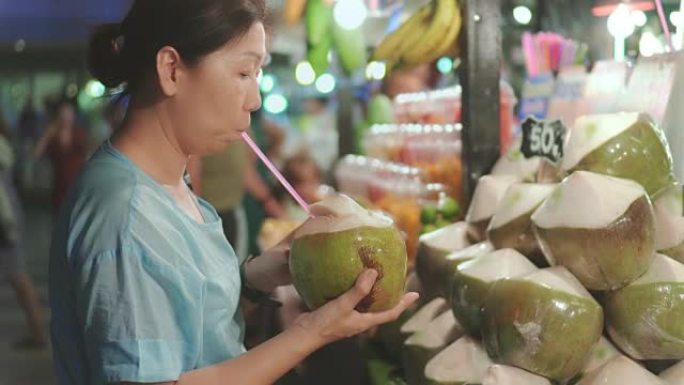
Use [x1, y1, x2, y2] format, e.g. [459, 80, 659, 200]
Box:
[520, 117, 567, 164]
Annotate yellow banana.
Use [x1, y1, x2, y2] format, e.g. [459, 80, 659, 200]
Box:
[423, 0, 461, 63]
[372, 3, 432, 62]
[401, 0, 457, 65]
[283, 0, 307, 25]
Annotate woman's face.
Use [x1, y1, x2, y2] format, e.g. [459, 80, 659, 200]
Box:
[171, 22, 266, 155]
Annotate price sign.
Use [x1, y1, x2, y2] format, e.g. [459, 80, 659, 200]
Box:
[520, 117, 567, 164]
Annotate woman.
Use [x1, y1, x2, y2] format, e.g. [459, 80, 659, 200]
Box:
[48, 1, 418, 385]
[0, 108, 47, 349]
[34, 98, 88, 214]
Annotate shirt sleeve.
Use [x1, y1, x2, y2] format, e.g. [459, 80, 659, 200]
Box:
[74, 243, 206, 384]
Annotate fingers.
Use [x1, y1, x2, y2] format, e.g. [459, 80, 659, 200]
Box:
[361, 292, 420, 326]
[338, 269, 378, 310]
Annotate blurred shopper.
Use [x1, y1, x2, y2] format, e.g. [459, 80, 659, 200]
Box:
[34, 98, 88, 214]
[0, 108, 47, 349]
[278, 151, 324, 220]
[16, 96, 42, 191]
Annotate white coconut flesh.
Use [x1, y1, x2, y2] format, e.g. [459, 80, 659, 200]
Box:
[405, 311, 463, 350]
[654, 188, 684, 250]
[577, 356, 665, 385]
[466, 175, 519, 223]
[626, 253, 684, 286]
[583, 337, 622, 373]
[446, 241, 495, 263]
[457, 249, 538, 282]
[400, 297, 449, 334]
[294, 194, 393, 238]
[420, 222, 471, 252]
[520, 266, 594, 299]
[563, 112, 641, 171]
[660, 360, 684, 384]
[491, 141, 543, 181]
[425, 336, 493, 383]
[531, 171, 647, 230]
[488, 183, 558, 230]
[482, 365, 551, 385]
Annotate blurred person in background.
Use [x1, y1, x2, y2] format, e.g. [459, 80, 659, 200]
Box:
[34, 98, 88, 215]
[0, 107, 47, 349]
[15, 96, 42, 192]
[49, 1, 417, 384]
[277, 151, 324, 220]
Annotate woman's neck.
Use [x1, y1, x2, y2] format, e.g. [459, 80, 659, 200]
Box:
[112, 104, 188, 186]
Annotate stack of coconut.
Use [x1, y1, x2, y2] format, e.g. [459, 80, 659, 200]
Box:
[379, 112, 684, 385]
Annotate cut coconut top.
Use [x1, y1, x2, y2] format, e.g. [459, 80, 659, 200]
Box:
[628, 253, 684, 286]
[482, 365, 551, 385]
[491, 142, 542, 181]
[419, 222, 470, 252]
[563, 112, 641, 170]
[488, 183, 558, 230]
[577, 356, 665, 385]
[425, 336, 493, 383]
[404, 311, 463, 349]
[446, 241, 494, 263]
[294, 194, 393, 238]
[520, 266, 594, 299]
[457, 249, 538, 282]
[466, 175, 520, 223]
[584, 337, 622, 373]
[654, 187, 684, 250]
[400, 297, 448, 334]
[531, 171, 647, 230]
[660, 360, 684, 384]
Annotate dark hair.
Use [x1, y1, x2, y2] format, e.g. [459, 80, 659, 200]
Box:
[88, 0, 267, 91]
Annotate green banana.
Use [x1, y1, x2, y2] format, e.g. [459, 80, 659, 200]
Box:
[372, 3, 432, 62]
[307, 34, 332, 77]
[332, 21, 367, 75]
[306, 0, 333, 46]
[401, 0, 458, 65]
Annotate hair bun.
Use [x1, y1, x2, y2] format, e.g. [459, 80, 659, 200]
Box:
[88, 23, 127, 89]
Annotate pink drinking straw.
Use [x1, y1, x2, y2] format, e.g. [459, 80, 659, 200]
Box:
[241, 132, 311, 214]
[654, 0, 675, 52]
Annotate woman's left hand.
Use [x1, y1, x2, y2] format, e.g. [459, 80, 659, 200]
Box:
[243, 233, 294, 293]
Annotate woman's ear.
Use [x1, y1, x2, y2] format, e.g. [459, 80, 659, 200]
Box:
[156, 46, 183, 97]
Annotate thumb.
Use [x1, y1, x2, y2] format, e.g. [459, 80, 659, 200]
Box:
[339, 269, 378, 310]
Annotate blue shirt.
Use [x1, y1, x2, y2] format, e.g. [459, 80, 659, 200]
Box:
[49, 141, 246, 385]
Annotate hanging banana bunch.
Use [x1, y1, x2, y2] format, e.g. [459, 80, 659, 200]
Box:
[373, 0, 462, 70]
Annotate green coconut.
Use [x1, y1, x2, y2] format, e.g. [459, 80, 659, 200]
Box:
[415, 222, 471, 300]
[439, 242, 495, 300]
[487, 183, 557, 267]
[654, 184, 684, 263]
[403, 311, 464, 385]
[451, 249, 538, 337]
[491, 141, 542, 183]
[290, 194, 407, 312]
[482, 365, 551, 385]
[605, 253, 684, 360]
[583, 336, 622, 374]
[576, 356, 666, 385]
[660, 360, 684, 384]
[481, 266, 604, 383]
[532, 171, 656, 290]
[424, 336, 493, 385]
[465, 175, 519, 243]
[379, 297, 447, 362]
[378, 300, 420, 362]
[563, 112, 675, 197]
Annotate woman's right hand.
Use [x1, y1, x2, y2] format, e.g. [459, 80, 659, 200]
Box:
[291, 269, 419, 347]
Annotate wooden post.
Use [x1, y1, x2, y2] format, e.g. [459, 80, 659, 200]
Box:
[459, 0, 502, 201]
